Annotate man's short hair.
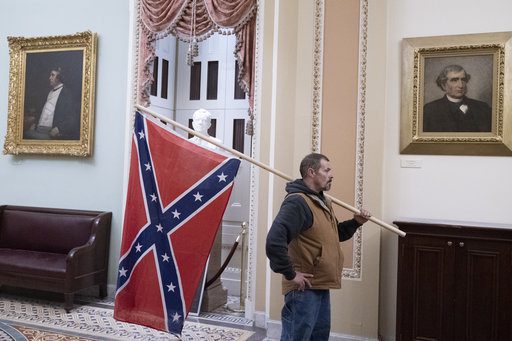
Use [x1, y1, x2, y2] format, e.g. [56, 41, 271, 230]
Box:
[435, 64, 471, 90]
[299, 153, 329, 178]
[51, 66, 64, 83]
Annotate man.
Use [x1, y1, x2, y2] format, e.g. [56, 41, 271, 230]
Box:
[423, 64, 492, 132]
[266, 153, 371, 340]
[24, 67, 80, 140]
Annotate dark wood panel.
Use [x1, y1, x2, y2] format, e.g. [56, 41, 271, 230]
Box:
[455, 239, 512, 341]
[398, 235, 454, 341]
[395, 221, 512, 341]
[413, 247, 445, 340]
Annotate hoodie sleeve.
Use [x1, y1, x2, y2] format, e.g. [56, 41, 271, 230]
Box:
[337, 218, 362, 241]
[265, 195, 312, 280]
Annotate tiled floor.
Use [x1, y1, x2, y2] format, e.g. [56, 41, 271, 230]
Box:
[0, 286, 269, 340]
[189, 314, 268, 341]
[191, 295, 268, 340]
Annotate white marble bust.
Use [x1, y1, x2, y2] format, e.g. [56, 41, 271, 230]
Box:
[189, 108, 221, 150]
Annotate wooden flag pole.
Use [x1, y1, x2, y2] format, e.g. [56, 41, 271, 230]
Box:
[135, 104, 405, 237]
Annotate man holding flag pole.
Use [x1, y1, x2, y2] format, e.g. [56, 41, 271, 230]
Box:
[266, 153, 371, 340]
[114, 106, 403, 338]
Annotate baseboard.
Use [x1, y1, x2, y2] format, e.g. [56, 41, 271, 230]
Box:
[253, 309, 267, 329]
[329, 332, 379, 341]
[265, 319, 282, 340]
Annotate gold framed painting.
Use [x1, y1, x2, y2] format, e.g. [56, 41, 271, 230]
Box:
[400, 31, 512, 156]
[3, 31, 97, 156]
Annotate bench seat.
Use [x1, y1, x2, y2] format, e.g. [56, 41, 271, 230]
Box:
[0, 205, 112, 312]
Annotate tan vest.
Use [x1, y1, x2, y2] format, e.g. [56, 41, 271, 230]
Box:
[282, 193, 344, 294]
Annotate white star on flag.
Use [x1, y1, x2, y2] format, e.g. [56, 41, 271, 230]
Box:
[162, 253, 170, 262]
[167, 283, 176, 292]
[193, 192, 203, 202]
[119, 267, 127, 277]
[156, 224, 164, 232]
[135, 243, 142, 252]
[150, 194, 157, 202]
[145, 163, 151, 171]
[138, 131, 145, 139]
[172, 312, 181, 322]
[217, 172, 228, 182]
[172, 209, 181, 219]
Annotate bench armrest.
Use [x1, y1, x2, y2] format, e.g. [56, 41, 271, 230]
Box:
[66, 212, 112, 278]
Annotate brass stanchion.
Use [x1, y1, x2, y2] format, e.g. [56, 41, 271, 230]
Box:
[239, 222, 247, 311]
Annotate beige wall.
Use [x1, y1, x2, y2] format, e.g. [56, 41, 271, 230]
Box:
[322, 0, 381, 337]
[322, 0, 360, 267]
[258, 0, 382, 338]
[255, 0, 302, 321]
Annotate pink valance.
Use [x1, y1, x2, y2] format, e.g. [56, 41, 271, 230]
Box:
[137, 0, 257, 130]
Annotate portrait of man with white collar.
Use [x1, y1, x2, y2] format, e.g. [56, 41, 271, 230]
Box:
[423, 63, 492, 133]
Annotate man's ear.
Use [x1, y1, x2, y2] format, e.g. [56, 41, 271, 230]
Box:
[307, 167, 316, 177]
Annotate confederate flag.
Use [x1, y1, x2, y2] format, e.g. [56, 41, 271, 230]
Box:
[114, 111, 240, 335]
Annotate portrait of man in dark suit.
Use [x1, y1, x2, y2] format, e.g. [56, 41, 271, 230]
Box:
[423, 64, 492, 132]
[22, 51, 83, 141]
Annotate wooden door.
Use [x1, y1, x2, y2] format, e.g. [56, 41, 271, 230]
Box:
[453, 238, 512, 341]
[397, 233, 455, 341]
[396, 221, 512, 341]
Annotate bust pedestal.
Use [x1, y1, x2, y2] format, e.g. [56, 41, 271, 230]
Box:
[188, 131, 227, 312]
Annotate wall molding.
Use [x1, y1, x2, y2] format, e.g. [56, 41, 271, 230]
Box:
[311, 0, 369, 279]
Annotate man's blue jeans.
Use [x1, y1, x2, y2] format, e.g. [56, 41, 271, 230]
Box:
[281, 289, 331, 341]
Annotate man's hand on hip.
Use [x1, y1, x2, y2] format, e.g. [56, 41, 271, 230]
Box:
[292, 271, 313, 291]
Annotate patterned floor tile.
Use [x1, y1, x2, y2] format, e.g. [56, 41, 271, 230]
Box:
[0, 293, 255, 341]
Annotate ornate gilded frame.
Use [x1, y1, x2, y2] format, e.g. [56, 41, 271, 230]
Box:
[401, 32, 512, 156]
[4, 31, 97, 156]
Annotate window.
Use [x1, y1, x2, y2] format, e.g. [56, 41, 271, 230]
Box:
[234, 61, 246, 100]
[150, 57, 159, 97]
[161, 58, 169, 99]
[232, 119, 245, 153]
[207, 61, 219, 100]
[189, 62, 201, 100]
